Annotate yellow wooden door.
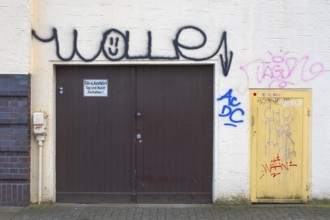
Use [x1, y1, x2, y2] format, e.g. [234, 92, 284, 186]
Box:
[250, 89, 311, 203]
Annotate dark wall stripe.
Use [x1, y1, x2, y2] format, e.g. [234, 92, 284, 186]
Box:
[0, 74, 30, 206]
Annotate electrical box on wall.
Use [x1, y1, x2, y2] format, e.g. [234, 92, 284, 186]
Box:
[33, 112, 47, 135]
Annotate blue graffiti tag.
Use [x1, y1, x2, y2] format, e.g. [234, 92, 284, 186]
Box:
[217, 89, 245, 127]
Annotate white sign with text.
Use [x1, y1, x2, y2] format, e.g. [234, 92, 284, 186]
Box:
[83, 79, 108, 97]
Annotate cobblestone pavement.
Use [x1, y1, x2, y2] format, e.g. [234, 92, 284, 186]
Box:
[0, 203, 330, 220]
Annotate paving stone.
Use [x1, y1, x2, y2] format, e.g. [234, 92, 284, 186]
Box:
[1, 204, 330, 220]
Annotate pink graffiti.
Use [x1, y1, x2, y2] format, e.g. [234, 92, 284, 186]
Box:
[240, 49, 330, 90]
[259, 154, 298, 180]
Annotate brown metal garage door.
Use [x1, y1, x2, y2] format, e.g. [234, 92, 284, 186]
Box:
[56, 65, 213, 203]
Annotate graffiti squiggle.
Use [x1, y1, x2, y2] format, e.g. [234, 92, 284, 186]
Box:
[239, 49, 330, 92]
[260, 154, 298, 179]
[32, 26, 233, 77]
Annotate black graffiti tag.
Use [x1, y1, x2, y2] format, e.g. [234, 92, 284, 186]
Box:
[31, 26, 233, 77]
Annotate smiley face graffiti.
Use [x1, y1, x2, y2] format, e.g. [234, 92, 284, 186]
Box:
[101, 29, 127, 61]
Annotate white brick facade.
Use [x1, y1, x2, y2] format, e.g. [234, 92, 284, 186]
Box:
[0, 0, 30, 74]
[2, 0, 330, 203]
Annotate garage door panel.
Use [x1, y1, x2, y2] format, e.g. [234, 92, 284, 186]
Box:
[135, 66, 213, 203]
[56, 65, 213, 203]
[56, 66, 133, 199]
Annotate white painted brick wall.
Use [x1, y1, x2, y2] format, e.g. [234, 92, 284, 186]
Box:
[28, 0, 330, 202]
[0, 0, 30, 74]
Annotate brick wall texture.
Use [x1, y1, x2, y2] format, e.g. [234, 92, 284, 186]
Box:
[0, 74, 30, 206]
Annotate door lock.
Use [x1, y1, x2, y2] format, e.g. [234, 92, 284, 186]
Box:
[135, 112, 143, 118]
[136, 133, 143, 143]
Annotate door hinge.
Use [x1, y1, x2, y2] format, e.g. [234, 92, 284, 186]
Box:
[306, 183, 310, 191]
[251, 115, 254, 126]
[308, 109, 311, 117]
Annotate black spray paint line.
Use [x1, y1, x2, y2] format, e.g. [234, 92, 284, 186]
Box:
[31, 26, 234, 77]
